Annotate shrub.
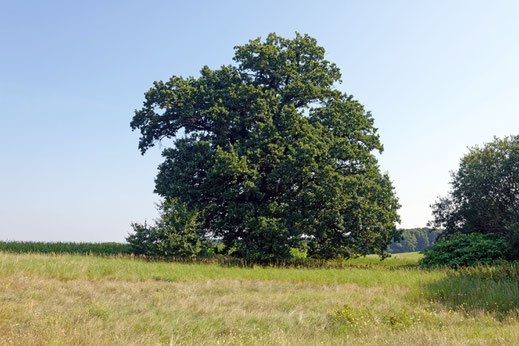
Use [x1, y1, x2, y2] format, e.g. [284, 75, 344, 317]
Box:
[331, 304, 372, 328]
[127, 199, 212, 257]
[330, 304, 418, 329]
[126, 222, 157, 255]
[420, 233, 511, 268]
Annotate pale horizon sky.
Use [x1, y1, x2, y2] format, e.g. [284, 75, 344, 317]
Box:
[1, 0, 518, 242]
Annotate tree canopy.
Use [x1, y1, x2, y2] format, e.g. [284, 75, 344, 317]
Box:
[430, 135, 519, 259]
[130, 33, 400, 261]
[387, 228, 440, 254]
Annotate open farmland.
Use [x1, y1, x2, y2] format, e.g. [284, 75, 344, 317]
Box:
[0, 241, 131, 255]
[0, 252, 518, 345]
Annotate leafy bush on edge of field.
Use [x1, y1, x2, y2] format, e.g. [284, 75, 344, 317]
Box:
[420, 233, 511, 268]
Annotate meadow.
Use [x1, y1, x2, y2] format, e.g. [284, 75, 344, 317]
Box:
[0, 250, 518, 345]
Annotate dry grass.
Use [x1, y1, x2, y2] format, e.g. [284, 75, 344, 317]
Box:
[0, 252, 518, 345]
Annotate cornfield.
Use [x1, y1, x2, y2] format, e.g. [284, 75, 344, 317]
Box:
[0, 241, 131, 255]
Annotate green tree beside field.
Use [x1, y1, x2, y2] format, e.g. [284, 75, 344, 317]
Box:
[423, 135, 519, 265]
[129, 33, 400, 261]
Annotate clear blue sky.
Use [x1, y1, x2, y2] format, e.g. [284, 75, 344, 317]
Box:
[1, 0, 518, 242]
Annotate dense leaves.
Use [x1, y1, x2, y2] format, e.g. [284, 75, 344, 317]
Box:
[420, 233, 510, 268]
[130, 33, 400, 261]
[430, 135, 519, 260]
[127, 199, 212, 257]
[387, 228, 440, 253]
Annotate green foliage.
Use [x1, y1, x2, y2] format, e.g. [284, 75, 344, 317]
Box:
[431, 135, 519, 260]
[127, 199, 212, 258]
[0, 241, 130, 255]
[126, 222, 156, 255]
[331, 304, 373, 328]
[384, 309, 417, 329]
[506, 220, 519, 260]
[420, 233, 511, 268]
[2, 251, 519, 344]
[289, 247, 308, 260]
[331, 304, 418, 330]
[388, 228, 440, 253]
[131, 33, 400, 261]
[154, 198, 209, 257]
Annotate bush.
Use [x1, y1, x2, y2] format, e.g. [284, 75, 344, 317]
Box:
[331, 304, 372, 328]
[126, 222, 157, 255]
[330, 304, 418, 329]
[420, 233, 511, 268]
[127, 199, 212, 257]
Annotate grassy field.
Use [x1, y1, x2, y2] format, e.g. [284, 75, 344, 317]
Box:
[0, 251, 518, 345]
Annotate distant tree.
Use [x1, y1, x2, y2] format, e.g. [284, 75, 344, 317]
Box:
[415, 230, 430, 250]
[426, 231, 438, 246]
[430, 136, 519, 259]
[389, 229, 417, 253]
[130, 33, 400, 261]
[387, 228, 440, 253]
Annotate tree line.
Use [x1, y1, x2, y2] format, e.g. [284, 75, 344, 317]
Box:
[387, 228, 440, 254]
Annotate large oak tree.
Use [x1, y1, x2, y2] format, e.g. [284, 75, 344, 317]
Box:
[131, 33, 400, 261]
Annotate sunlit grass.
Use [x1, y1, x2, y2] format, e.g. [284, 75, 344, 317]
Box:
[0, 252, 438, 288]
[0, 251, 518, 345]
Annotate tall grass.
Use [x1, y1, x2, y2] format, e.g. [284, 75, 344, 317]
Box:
[0, 241, 423, 268]
[1, 244, 515, 315]
[422, 263, 519, 314]
[0, 252, 439, 288]
[1, 251, 518, 344]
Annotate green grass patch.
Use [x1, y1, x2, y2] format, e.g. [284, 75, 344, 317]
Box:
[422, 264, 519, 314]
[1, 251, 518, 344]
[0, 251, 438, 288]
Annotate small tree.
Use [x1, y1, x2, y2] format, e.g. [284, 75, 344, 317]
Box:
[126, 221, 157, 255]
[430, 135, 519, 259]
[127, 199, 209, 257]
